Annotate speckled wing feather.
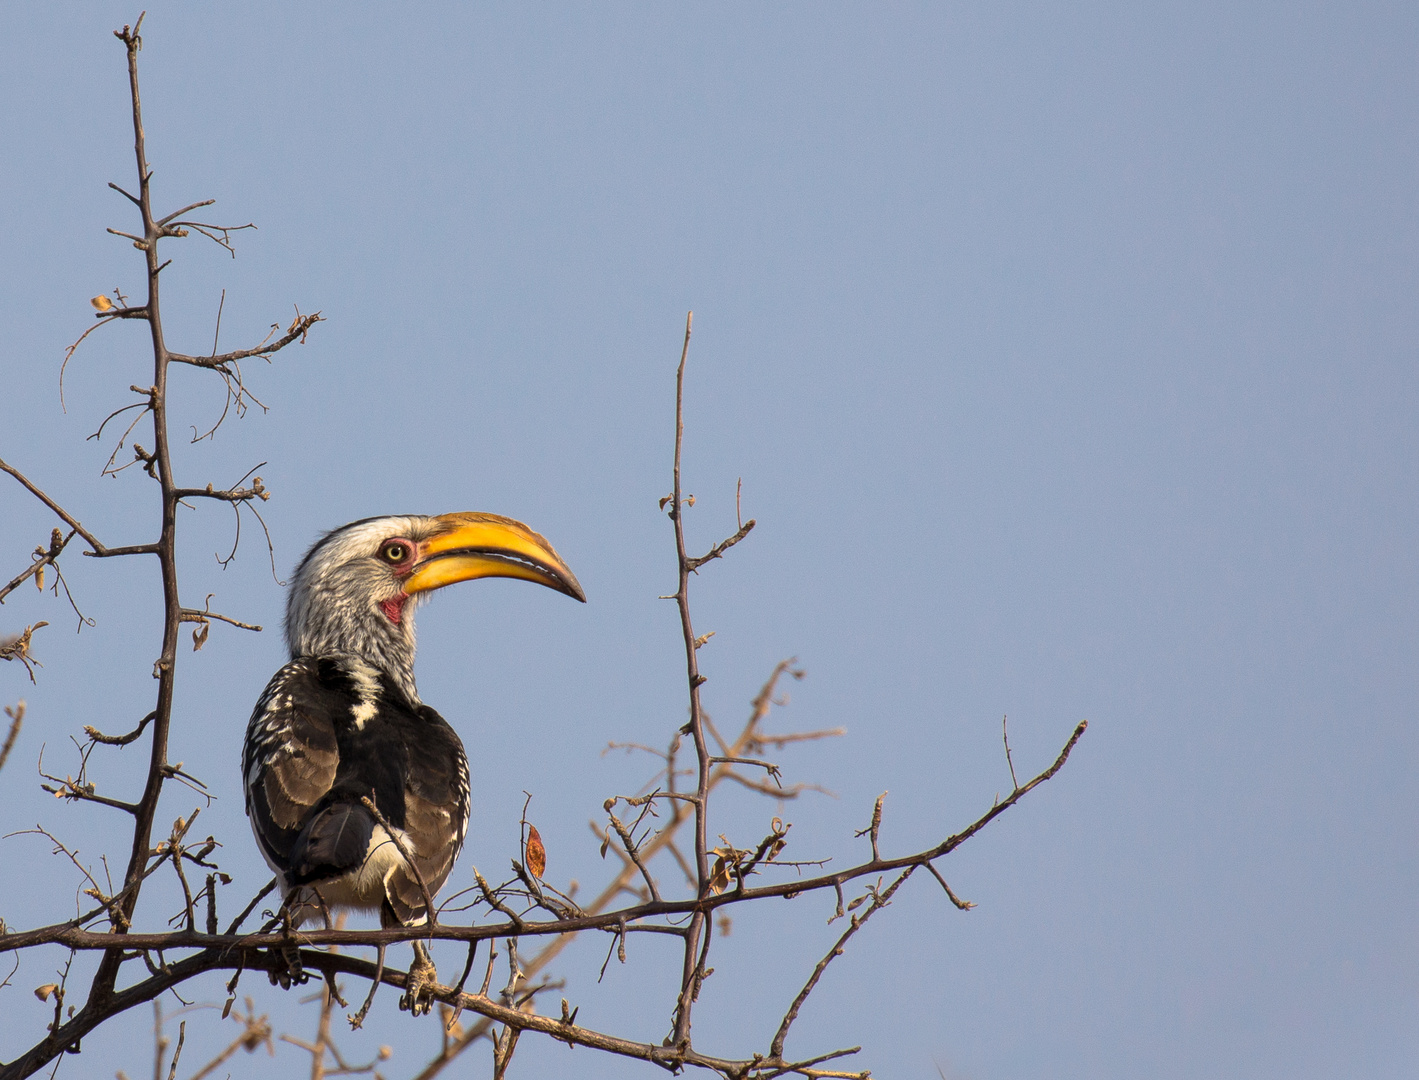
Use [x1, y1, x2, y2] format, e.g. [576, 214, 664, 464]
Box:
[243, 659, 341, 878]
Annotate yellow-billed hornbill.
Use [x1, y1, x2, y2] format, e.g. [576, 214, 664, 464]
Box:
[243, 513, 583, 1012]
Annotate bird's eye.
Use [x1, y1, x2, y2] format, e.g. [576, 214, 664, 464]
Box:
[380, 541, 411, 564]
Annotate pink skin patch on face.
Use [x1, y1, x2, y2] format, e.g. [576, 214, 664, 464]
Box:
[380, 594, 409, 624]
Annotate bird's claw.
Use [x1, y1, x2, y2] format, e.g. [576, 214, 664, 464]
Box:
[267, 939, 309, 990]
[400, 953, 438, 1016]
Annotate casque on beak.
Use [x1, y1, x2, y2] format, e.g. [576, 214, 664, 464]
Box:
[401, 512, 585, 602]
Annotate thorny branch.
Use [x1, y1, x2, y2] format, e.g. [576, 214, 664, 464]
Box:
[1, 15, 320, 1079]
[665, 310, 715, 1049]
[180, 594, 262, 653]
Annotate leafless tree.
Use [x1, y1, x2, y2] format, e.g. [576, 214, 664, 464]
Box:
[0, 16, 1085, 1080]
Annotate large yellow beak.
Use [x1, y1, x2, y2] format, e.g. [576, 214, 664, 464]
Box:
[403, 512, 585, 602]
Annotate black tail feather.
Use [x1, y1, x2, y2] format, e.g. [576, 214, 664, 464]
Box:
[289, 799, 375, 883]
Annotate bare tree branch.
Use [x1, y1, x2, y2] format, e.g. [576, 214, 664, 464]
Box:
[0, 701, 25, 773]
[771, 867, 915, 1059]
[0, 623, 48, 682]
[0, 458, 133, 557]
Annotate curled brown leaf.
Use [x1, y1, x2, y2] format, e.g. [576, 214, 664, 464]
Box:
[526, 824, 546, 879]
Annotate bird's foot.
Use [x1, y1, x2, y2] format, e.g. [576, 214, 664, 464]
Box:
[268, 938, 309, 989]
[400, 950, 438, 1016]
[267, 902, 310, 989]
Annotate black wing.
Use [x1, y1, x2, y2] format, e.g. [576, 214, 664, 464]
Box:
[383, 703, 470, 923]
[243, 659, 343, 881]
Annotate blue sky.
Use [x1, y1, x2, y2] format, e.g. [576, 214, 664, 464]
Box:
[2, 4, 1417, 1078]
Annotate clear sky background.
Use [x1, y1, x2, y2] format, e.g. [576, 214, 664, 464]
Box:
[2, 4, 1416, 1078]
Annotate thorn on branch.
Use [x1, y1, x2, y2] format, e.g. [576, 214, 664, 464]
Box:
[107, 181, 140, 207]
[1003, 714, 1019, 792]
[559, 997, 580, 1028]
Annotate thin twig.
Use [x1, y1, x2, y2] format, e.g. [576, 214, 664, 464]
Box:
[924, 862, 975, 911]
[358, 795, 437, 927]
[854, 792, 887, 862]
[0, 459, 119, 556]
[606, 812, 661, 903]
[0, 624, 48, 683]
[84, 712, 155, 747]
[0, 701, 24, 772]
[770, 867, 915, 1059]
[167, 311, 323, 369]
[0, 530, 75, 605]
[686, 519, 757, 572]
[1002, 714, 1019, 791]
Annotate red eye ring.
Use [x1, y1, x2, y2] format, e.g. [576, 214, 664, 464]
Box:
[380, 539, 413, 565]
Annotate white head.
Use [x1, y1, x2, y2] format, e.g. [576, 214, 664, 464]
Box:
[285, 513, 585, 704]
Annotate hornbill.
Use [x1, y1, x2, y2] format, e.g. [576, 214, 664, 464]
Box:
[243, 512, 583, 1012]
